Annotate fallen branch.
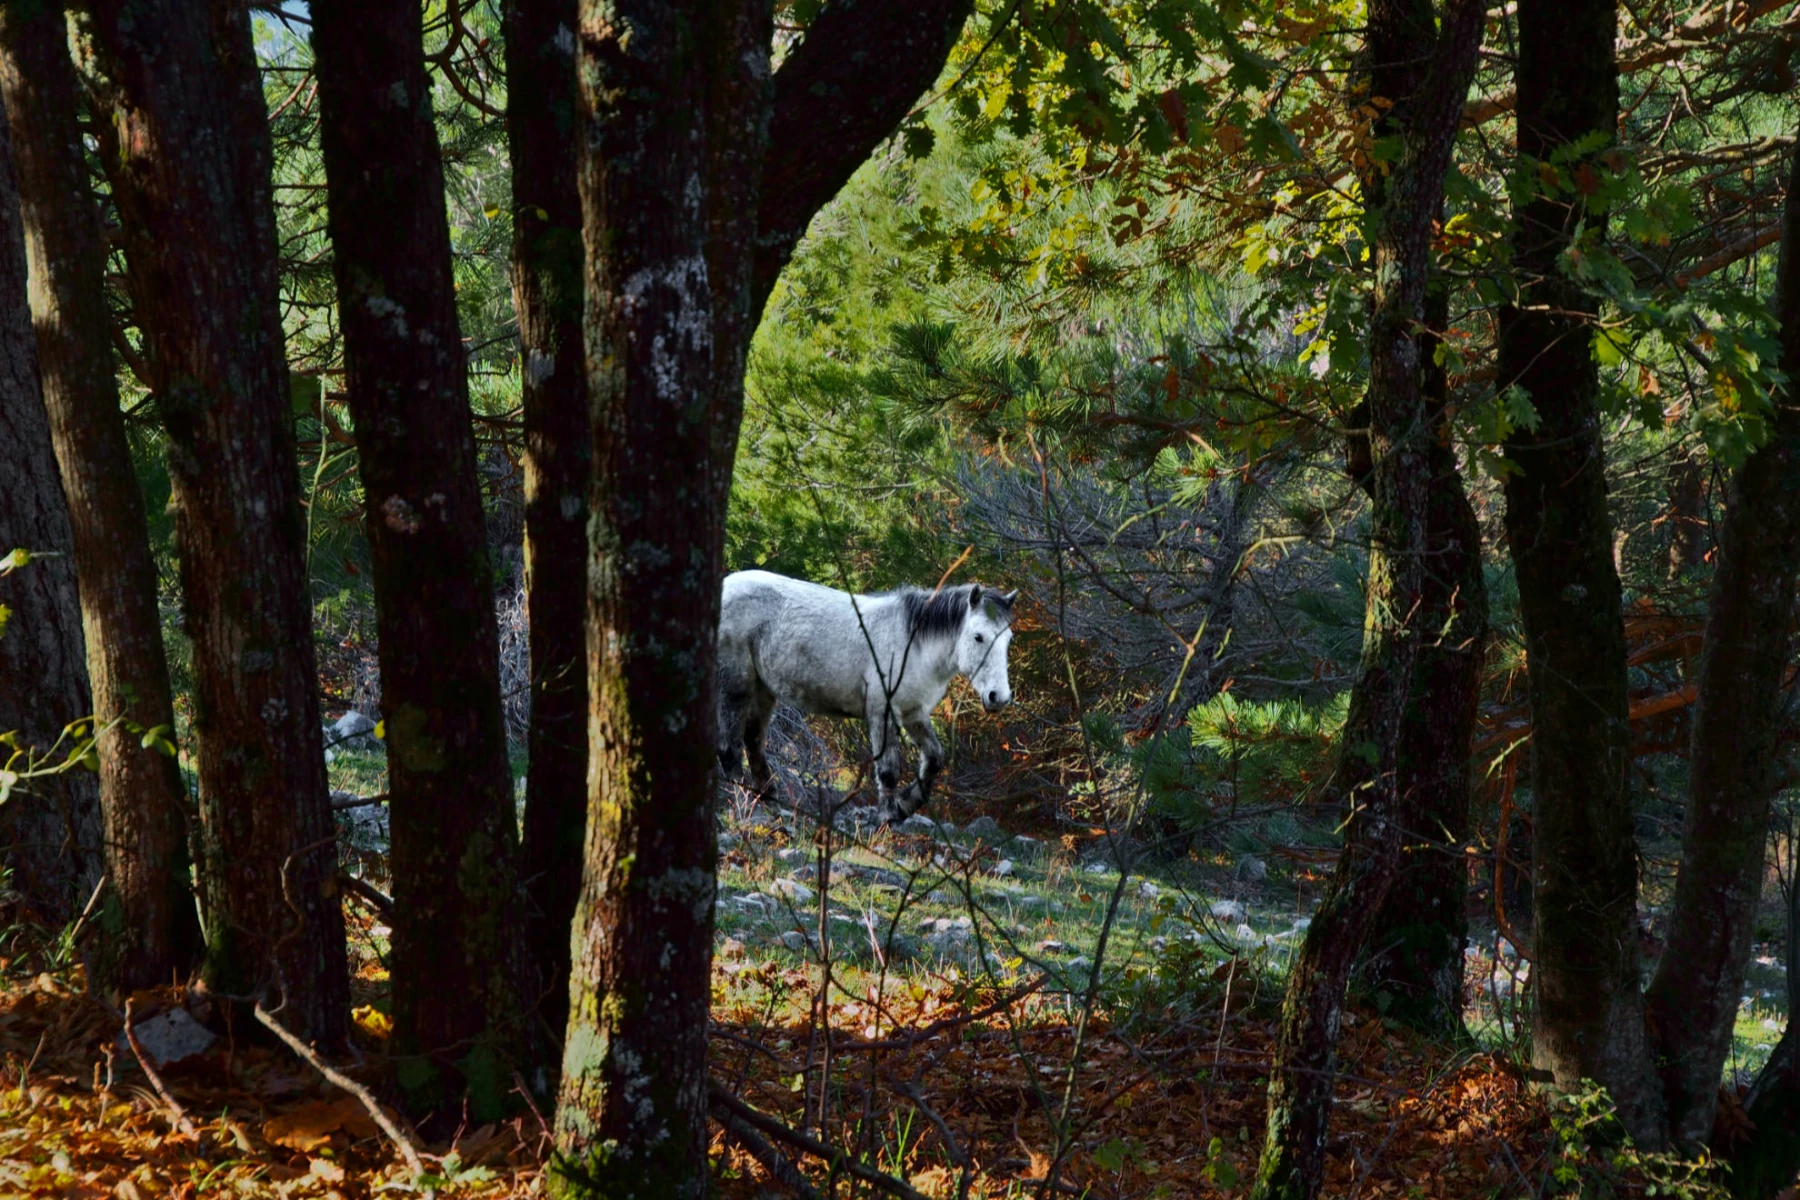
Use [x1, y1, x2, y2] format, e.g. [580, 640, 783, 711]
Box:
[713, 1098, 824, 1200]
[121, 999, 200, 1142]
[331, 792, 390, 810]
[709, 1084, 929, 1200]
[254, 1001, 424, 1177]
[337, 871, 394, 920]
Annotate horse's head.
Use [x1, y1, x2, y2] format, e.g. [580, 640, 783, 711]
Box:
[957, 585, 1018, 712]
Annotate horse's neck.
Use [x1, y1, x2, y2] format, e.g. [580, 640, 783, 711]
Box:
[877, 599, 957, 686]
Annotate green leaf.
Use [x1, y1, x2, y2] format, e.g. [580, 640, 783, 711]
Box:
[1593, 328, 1629, 368]
[1094, 1138, 1129, 1173]
[0, 548, 32, 574]
[289, 372, 323, 415]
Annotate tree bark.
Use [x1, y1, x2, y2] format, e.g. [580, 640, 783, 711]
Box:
[1495, 0, 1663, 1144]
[751, 0, 973, 316]
[550, 6, 763, 1195]
[502, 0, 589, 1053]
[1728, 859, 1800, 1200]
[1359, 311, 1487, 1034]
[70, 0, 347, 1048]
[1349, 2, 1488, 1035]
[0, 0, 199, 994]
[1664, 450, 1706, 580]
[1251, 3, 1485, 1195]
[550, 2, 975, 1193]
[309, 0, 530, 1115]
[0, 80, 100, 924]
[1642, 128, 1800, 1150]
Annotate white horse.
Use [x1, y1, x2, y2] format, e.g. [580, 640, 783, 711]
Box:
[717, 570, 1017, 819]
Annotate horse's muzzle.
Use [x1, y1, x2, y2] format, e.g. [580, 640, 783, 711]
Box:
[984, 690, 1011, 712]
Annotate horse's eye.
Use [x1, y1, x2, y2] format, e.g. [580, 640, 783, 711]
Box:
[974, 634, 985, 643]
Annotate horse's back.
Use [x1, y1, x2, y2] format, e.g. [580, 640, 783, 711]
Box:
[718, 570, 881, 717]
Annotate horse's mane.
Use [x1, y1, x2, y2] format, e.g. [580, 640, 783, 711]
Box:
[893, 584, 1012, 639]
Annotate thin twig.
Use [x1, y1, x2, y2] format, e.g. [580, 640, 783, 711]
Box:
[253, 1002, 424, 1176]
[709, 1084, 930, 1200]
[66, 873, 108, 950]
[510, 1069, 554, 1153]
[122, 999, 200, 1142]
[887, 1075, 974, 1200]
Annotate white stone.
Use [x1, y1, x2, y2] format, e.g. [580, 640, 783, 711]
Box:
[125, 1007, 215, 1067]
[991, 859, 1015, 878]
[965, 815, 1003, 840]
[1210, 900, 1246, 924]
[770, 878, 815, 906]
[899, 814, 937, 834]
[780, 930, 809, 952]
[1137, 881, 1160, 899]
[1235, 855, 1268, 883]
[331, 711, 376, 742]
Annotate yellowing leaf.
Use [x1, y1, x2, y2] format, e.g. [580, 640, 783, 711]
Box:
[262, 1096, 378, 1152]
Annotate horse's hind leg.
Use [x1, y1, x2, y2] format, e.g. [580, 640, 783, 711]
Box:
[717, 652, 753, 779]
[865, 695, 908, 821]
[742, 683, 777, 798]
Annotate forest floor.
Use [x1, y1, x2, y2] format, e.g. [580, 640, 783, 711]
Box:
[0, 747, 1788, 1198]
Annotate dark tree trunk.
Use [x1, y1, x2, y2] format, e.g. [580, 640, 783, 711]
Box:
[1728, 862, 1800, 1200]
[502, 0, 589, 1052]
[0, 0, 199, 994]
[550, 2, 974, 1193]
[0, 83, 100, 924]
[1359, 286, 1487, 1033]
[72, 0, 347, 1048]
[550, 7, 765, 1194]
[1495, 0, 1663, 1144]
[1643, 130, 1800, 1151]
[1251, 3, 1485, 1195]
[1664, 450, 1706, 580]
[751, 0, 973, 315]
[1347, 3, 1488, 1033]
[1732, 1022, 1800, 1198]
[309, 0, 529, 1115]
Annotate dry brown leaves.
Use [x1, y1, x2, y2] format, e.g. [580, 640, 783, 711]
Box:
[0, 975, 543, 1198]
[0, 961, 1634, 1200]
[709, 969, 1556, 1200]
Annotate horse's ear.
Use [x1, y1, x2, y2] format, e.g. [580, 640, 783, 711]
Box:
[968, 584, 983, 609]
[1002, 589, 1019, 606]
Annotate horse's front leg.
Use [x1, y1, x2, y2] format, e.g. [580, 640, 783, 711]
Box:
[895, 713, 944, 818]
[865, 696, 907, 821]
